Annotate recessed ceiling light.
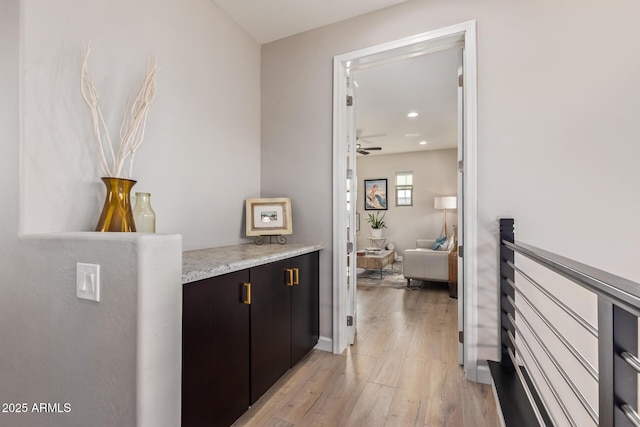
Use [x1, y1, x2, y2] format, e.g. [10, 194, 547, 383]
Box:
[405, 133, 420, 137]
[419, 141, 428, 145]
[407, 112, 419, 118]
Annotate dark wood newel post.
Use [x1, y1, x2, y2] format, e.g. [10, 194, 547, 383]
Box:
[499, 218, 515, 368]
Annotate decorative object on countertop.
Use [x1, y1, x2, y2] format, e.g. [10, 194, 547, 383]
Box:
[80, 42, 158, 179]
[95, 177, 137, 232]
[364, 178, 387, 210]
[245, 197, 292, 245]
[133, 192, 156, 233]
[80, 42, 158, 232]
[253, 235, 288, 245]
[366, 211, 387, 238]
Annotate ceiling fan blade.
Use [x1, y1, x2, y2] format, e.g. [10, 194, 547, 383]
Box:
[365, 147, 382, 151]
[357, 149, 370, 155]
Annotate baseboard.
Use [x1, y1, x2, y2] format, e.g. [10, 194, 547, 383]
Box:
[314, 336, 332, 352]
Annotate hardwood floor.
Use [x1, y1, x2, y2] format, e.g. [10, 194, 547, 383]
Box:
[233, 283, 499, 427]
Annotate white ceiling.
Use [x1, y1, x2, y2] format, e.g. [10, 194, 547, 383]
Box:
[354, 49, 461, 154]
[354, 48, 461, 156]
[211, 0, 460, 157]
[211, 0, 411, 44]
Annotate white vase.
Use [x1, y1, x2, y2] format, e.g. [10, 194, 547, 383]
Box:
[371, 228, 383, 238]
[133, 192, 156, 233]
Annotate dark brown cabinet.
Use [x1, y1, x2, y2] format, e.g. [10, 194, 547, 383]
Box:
[250, 252, 320, 404]
[250, 259, 292, 404]
[182, 251, 319, 426]
[290, 252, 320, 366]
[182, 269, 250, 427]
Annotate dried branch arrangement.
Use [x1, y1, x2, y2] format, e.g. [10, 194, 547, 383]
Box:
[80, 42, 158, 178]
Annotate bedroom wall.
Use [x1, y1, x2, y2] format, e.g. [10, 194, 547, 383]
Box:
[356, 149, 458, 254]
[260, 0, 640, 382]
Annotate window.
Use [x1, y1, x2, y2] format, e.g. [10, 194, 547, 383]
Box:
[395, 172, 413, 206]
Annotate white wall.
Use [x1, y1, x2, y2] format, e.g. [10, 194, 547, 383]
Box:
[0, 233, 181, 427]
[0, 1, 24, 421]
[356, 149, 458, 254]
[0, 2, 20, 264]
[260, 0, 640, 377]
[21, 0, 261, 251]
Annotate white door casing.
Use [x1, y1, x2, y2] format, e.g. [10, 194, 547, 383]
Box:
[332, 20, 481, 382]
[346, 72, 358, 345]
[457, 58, 465, 366]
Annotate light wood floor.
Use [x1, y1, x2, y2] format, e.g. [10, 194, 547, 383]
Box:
[233, 283, 499, 427]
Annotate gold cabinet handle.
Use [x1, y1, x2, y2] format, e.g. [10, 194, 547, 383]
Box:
[286, 268, 294, 286]
[243, 282, 251, 305]
[293, 268, 299, 285]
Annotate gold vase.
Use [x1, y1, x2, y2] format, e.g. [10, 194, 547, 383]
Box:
[95, 177, 137, 232]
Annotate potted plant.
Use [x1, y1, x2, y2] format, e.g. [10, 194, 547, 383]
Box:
[366, 211, 387, 238]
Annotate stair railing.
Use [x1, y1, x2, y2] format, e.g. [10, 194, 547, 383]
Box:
[498, 218, 640, 426]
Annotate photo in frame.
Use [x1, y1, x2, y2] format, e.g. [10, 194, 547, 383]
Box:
[364, 179, 387, 210]
[245, 197, 293, 236]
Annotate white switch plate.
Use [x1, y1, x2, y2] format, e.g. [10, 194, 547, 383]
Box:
[77, 263, 100, 302]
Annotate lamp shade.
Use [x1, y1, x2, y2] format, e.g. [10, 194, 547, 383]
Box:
[434, 196, 457, 210]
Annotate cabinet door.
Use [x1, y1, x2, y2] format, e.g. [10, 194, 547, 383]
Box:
[291, 251, 320, 365]
[182, 270, 250, 427]
[250, 260, 292, 404]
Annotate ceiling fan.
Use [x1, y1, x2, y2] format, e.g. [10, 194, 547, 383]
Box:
[356, 143, 382, 155]
[356, 130, 384, 155]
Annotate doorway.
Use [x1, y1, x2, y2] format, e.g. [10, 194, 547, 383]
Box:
[332, 21, 481, 382]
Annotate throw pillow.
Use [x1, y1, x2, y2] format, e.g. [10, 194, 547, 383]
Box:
[433, 236, 447, 250]
[438, 238, 449, 251]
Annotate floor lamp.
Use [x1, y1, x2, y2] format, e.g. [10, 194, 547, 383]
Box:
[434, 196, 457, 238]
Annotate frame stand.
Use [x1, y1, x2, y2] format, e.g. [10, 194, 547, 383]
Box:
[254, 235, 287, 245]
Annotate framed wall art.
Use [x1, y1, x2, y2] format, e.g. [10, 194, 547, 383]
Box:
[245, 197, 293, 237]
[364, 179, 387, 210]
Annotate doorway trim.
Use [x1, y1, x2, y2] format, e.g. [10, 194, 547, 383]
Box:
[332, 20, 483, 382]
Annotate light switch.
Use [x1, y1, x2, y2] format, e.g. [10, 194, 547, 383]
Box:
[77, 263, 100, 302]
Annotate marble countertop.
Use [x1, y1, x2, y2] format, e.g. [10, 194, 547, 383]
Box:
[182, 242, 323, 284]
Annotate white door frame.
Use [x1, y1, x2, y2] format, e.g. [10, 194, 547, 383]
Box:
[457, 57, 465, 366]
[332, 20, 482, 382]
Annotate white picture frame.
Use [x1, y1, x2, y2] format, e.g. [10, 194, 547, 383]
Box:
[245, 197, 293, 236]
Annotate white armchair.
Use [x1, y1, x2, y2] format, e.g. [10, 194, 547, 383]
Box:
[403, 238, 452, 288]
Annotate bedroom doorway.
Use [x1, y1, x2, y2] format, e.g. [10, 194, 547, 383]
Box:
[332, 20, 480, 381]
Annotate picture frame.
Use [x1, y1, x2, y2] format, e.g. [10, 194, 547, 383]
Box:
[364, 179, 388, 210]
[245, 197, 293, 236]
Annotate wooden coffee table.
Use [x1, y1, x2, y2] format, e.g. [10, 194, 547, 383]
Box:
[357, 250, 395, 279]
